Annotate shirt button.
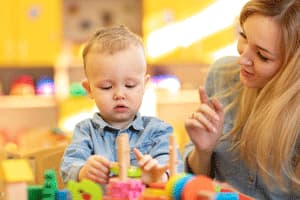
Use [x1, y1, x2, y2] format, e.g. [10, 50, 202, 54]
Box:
[248, 175, 254, 183]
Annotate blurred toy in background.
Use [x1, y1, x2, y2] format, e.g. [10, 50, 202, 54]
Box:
[0, 129, 8, 147]
[9, 75, 34, 95]
[0, 128, 20, 147]
[0, 127, 69, 157]
[17, 127, 69, 152]
[9, 74, 35, 96]
[35, 75, 55, 96]
[151, 74, 180, 93]
[69, 82, 87, 97]
[1, 159, 34, 200]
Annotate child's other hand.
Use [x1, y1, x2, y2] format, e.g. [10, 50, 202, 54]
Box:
[133, 148, 169, 185]
[78, 155, 110, 184]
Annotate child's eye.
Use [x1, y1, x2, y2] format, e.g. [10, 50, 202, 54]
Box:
[125, 84, 136, 88]
[101, 86, 112, 90]
[257, 51, 269, 62]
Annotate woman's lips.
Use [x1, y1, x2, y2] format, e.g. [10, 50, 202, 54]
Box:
[241, 68, 254, 78]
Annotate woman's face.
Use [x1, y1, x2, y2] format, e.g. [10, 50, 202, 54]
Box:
[237, 14, 283, 88]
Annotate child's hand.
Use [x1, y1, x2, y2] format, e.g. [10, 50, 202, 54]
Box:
[133, 148, 169, 185]
[78, 155, 110, 184]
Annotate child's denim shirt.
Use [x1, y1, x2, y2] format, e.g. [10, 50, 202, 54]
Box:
[60, 112, 183, 184]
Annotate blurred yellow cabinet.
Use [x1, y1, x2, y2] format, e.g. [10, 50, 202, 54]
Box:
[0, 0, 62, 67]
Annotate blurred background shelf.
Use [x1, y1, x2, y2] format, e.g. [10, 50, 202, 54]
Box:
[0, 96, 57, 109]
[0, 96, 58, 132]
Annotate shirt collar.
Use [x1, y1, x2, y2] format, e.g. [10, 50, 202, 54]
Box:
[92, 112, 144, 132]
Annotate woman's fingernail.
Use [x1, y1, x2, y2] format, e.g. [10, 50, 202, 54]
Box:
[212, 127, 217, 133]
[214, 115, 220, 121]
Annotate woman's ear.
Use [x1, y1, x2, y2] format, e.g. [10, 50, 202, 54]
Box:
[81, 79, 93, 99]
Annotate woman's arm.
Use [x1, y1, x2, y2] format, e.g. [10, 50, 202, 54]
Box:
[187, 148, 212, 175]
[184, 57, 239, 177]
[184, 87, 224, 176]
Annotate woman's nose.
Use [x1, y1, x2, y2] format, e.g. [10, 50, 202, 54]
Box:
[237, 38, 253, 66]
[238, 46, 253, 66]
[238, 53, 253, 66]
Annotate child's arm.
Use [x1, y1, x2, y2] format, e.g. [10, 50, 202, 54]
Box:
[133, 148, 169, 185]
[78, 155, 111, 184]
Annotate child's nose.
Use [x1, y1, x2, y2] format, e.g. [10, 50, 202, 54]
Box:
[113, 89, 125, 100]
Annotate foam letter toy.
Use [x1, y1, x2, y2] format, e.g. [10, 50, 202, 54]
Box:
[67, 179, 102, 200]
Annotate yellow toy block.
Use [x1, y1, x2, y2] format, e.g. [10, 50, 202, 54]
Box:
[1, 159, 34, 182]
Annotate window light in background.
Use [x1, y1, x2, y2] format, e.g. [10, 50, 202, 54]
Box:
[61, 110, 96, 132]
[139, 84, 157, 117]
[146, 0, 248, 59]
[213, 42, 239, 60]
[58, 97, 95, 133]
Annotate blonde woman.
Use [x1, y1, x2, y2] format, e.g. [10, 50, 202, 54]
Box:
[184, 0, 300, 199]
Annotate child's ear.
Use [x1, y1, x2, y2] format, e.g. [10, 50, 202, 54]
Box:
[144, 74, 151, 85]
[81, 79, 93, 99]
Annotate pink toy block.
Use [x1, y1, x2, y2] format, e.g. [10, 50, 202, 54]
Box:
[106, 179, 145, 200]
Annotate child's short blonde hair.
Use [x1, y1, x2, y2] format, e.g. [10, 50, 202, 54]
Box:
[82, 25, 144, 70]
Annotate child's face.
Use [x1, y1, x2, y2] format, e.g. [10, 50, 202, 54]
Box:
[83, 45, 149, 129]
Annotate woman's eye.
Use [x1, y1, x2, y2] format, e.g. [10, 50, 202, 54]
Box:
[257, 51, 269, 62]
[239, 31, 247, 39]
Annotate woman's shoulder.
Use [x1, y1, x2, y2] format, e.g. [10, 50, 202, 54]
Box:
[205, 56, 240, 97]
[210, 56, 239, 74]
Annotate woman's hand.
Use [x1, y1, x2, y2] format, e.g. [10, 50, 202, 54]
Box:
[78, 155, 111, 184]
[185, 87, 224, 153]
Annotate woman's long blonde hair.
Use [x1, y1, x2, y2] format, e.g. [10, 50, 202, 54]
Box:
[225, 0, 300, 191]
